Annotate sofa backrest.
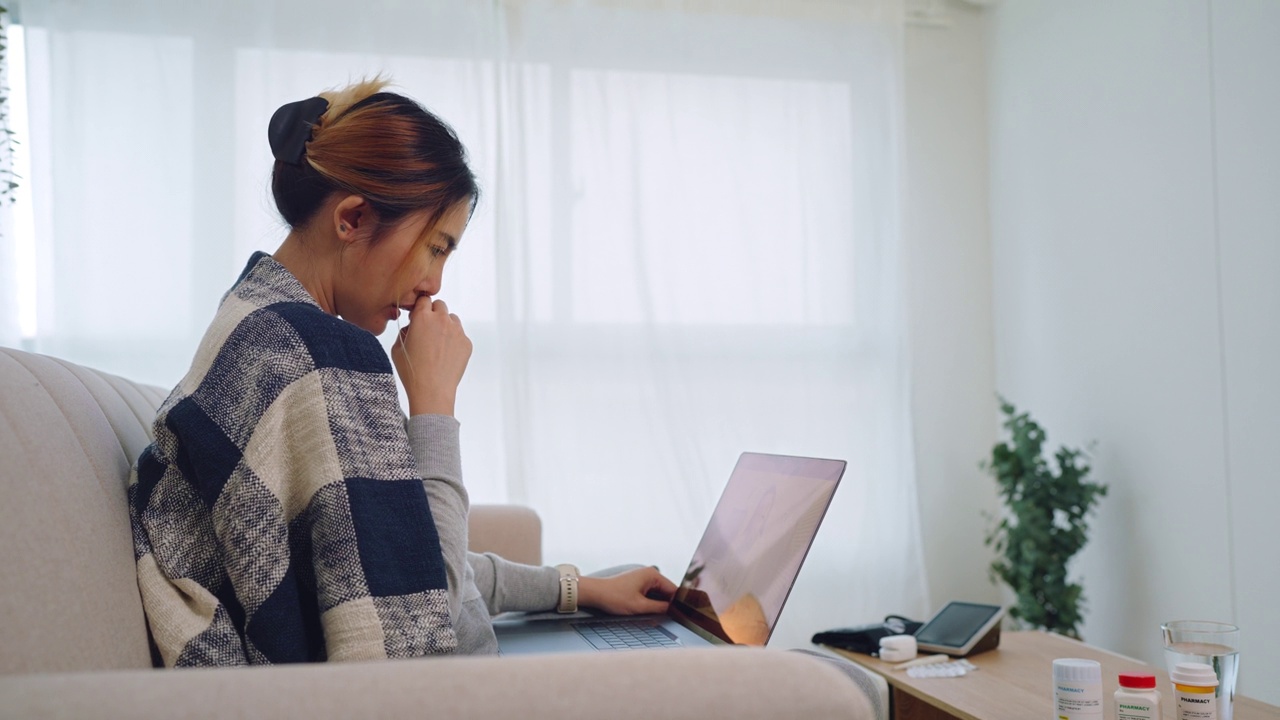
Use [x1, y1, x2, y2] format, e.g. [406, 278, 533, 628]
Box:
[0, 348, 166, 674]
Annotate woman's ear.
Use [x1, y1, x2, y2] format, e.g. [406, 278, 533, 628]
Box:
[332, 194, 369, 243]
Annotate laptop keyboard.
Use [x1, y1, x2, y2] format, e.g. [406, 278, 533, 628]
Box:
[571, 619, 681, 651]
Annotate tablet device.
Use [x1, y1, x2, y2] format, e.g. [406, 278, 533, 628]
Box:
[913, 601, 1005, 656]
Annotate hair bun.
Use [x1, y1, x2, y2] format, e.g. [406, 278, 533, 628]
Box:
[270, 80, 477, 231]
[268, 97, 330, 165]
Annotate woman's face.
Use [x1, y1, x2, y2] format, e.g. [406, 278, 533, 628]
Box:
[335, 199, 471, 335]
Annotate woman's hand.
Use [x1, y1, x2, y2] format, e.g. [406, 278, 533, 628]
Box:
[578, 566, 678, 616]
[390, 295, 472, 417]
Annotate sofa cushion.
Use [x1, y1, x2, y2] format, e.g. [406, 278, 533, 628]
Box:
[0, 647, 878, 719]
[0, 348, 164, 674]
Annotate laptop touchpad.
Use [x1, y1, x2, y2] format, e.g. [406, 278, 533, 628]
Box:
[495, 625, 596, 654]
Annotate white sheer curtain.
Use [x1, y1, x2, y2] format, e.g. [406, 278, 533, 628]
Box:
[10, 0, 928, 648]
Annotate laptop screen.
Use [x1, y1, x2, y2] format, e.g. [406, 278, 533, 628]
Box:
[670, 453, 845, 645]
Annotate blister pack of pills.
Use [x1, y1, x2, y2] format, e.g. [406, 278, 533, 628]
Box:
[906, 658, 978, 678]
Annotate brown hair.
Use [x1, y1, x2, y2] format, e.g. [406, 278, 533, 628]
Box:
[271, 78, 478, 239]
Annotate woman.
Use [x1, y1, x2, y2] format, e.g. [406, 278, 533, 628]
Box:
[129, 79, 675, 666]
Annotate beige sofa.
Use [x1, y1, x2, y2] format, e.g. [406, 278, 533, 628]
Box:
[0, 347, 880, 719]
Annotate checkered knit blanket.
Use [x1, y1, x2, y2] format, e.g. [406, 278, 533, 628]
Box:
[130, 252, 457, 666]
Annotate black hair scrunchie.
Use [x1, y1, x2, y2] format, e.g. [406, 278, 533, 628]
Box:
[267, 96, 330, 166]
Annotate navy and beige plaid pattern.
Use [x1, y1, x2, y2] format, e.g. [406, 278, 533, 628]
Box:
[130, 252, 456, 666]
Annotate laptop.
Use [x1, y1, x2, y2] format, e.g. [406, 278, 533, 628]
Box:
[493, 452, 846, 654]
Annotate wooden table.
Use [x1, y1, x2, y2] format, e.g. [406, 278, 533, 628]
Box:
[827, 631, 1280, 720]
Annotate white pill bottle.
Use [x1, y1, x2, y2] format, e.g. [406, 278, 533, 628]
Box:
[1171, 662, 1219, 720]
[1053, 658, 1104, 720]
[1115, 672, 1162, 720]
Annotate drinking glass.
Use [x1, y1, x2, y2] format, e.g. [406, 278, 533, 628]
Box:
[1161, 620, 1240, 720]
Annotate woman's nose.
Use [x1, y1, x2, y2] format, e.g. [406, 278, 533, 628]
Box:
[416, 266, 443, 297]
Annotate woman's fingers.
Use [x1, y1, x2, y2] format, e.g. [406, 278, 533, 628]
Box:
[578, 567, 680, 615]
[654, 573, 678, 598]
[391, 294, 472, 416]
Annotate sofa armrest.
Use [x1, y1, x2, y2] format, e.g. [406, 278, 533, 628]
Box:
[468, 504, 542, 565]
[0, 648, 876, 720]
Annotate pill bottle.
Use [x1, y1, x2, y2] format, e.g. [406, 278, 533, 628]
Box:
[1053, 658, 1103, 719]
[1171, 662, 1218, 720]
[1114, 672, 1162, 720]
[878, 634, 917, 663]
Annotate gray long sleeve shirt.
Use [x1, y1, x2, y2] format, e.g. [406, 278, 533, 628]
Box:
[407, 415, 560, 654]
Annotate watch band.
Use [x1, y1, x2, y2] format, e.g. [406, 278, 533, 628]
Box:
[555, 563, 580, 614]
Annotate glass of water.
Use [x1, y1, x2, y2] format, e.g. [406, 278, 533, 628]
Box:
[1161, 620, 1240, 720]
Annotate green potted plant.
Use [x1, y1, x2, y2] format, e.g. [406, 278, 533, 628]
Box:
[982, 398, 1107, 640]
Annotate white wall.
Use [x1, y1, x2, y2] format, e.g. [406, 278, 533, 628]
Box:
[988, 0, 1279, 704]
[1211, 3, 1280, 706]
[904, 1, 1001, 615]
